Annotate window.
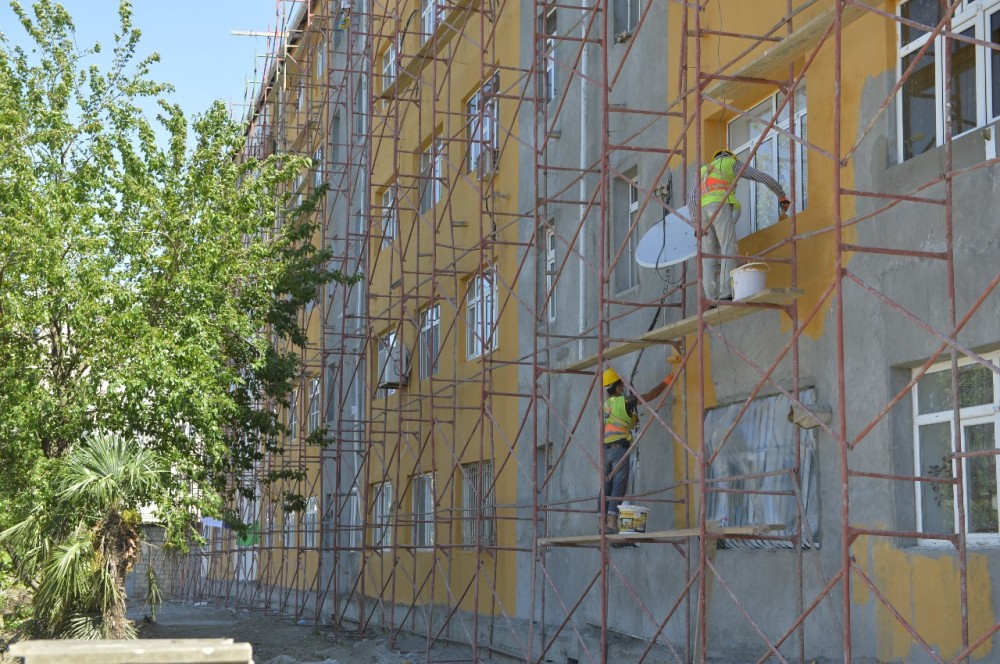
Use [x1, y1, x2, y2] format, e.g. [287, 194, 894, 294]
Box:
[544, 226, 557, 322]
[419, 304, 440, 379]
[613, 0, 640, 39]
[382, 42, 397, 90]
[372, 481, 394, 548]
[332, 113, 341, 164]
[342, 488, 361, 548]
[467, 73, 500, 176]
[303, 497, 318, 548]
[282, 511, 296, 548]
[297, 80, 306, 114]
[461, 461, 496, 546]
[316, 41, 326, 81]
[704, 391, 820, 549]
[419, 142, 443, 213]
[540, 7, 557, 103]
[412, 473, 435, 548]
[897, 0, 1000, 160]
[264, 504, 276, 548]
[380, 186, 397, 249]
[307, 377, 320, 433]
[611, 173, 639, 293]
[355, 73, 368, 136]
[288, 389, 298, 441]
[466, 268, 498, 358]
[914, 353, 1000, 540]
[421, 0, 443, 42]
[727, 84, 808, 236]
[313, 146, 324, 188]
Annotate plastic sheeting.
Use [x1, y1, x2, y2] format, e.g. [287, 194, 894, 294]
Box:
[704, 390, 819, 549]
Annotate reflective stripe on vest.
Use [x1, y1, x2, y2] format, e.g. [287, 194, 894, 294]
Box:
[604, 396, 636, 444]
[699, 156, 738, 207]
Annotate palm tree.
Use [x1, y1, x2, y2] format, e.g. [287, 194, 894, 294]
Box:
[0, 431, 168, 639]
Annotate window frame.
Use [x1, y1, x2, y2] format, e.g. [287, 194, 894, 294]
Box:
[420, 0, 444, 43]
[545, 226, 557, 322]
[372, 481, 394, 549]
[613, 0, 641, 39]
[541, 7, 557, 103]
[727, 85, 808, 236]
[282, 510, 296, 549]
[288, 389, 298, 441]
[611, 172, 640, 293]
[466, 268, 498, 359]
[419, 303, 441, 380]
[896, 0, 1000, 161]
[307, 377, 321, 434]
[380, 185, 397, 249]
[461, 460, 496, 547]
[412, 473, 435, 549]
[419, 141, 444, 214]
[313, 146, 324, 189]
[913, 351, 1000, 544]
[303, 496, 319, 548]
[467, 73, 500, 175]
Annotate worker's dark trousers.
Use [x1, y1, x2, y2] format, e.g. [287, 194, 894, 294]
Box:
[601, 442, 630, 516]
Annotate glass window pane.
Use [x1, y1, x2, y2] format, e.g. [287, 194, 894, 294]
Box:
[918, 367, 952, 414]
[797, 114, 808, 210]
[966, 423, 998, 534]
[734, 148, 753, 237]
[949, 28, 977, 136]
[902, 49, 937, 159]
[992, 12, 1000, 120]
[959, 363, 994, 409]
[919, 421, 955, 533]
[753, 138, 778, 230]
[901, 0, 943, 46]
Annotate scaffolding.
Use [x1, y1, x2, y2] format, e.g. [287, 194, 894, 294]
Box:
[171, 0, 1000, 662]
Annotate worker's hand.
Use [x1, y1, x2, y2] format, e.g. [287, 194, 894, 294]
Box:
[779, 197, 791, 213]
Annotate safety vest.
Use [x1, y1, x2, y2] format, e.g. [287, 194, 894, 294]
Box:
[699, 155, 739, 207]
[604, 395, 638, 445]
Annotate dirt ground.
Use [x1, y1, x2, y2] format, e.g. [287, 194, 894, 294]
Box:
[134, 601, 423, 664]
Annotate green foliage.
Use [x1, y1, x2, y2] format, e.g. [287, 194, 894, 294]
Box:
[0, 0, 341, 532]
[1, 432, 168, 638]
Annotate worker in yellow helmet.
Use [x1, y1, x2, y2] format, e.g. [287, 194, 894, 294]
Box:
[599, 354, 681, 534]
[687, 149, 790, 304]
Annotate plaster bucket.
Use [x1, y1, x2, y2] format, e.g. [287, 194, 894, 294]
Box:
[731, 262, 769, 300]
[617, 504, 650, 533]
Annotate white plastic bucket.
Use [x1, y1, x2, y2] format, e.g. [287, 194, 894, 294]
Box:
[731, 262, 770, 300]
[617, 504, 650, 533]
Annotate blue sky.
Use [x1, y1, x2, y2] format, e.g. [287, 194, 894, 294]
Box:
[0, 0, 283, 121]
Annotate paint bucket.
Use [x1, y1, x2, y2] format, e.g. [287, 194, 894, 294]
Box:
[731, 262, 769, 300]
[617, 504, 650, 533]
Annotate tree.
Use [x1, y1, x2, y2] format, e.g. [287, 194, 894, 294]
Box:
[1, 432, 168, 639]
[0, 0, 349, 635]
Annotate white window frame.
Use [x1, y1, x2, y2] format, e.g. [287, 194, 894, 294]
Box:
[264, 504, 276, 548]
[288, 389, 298, 441]
[728, 84, 808, 236]
[913, 351, 1000, 544]
[419, 142, 443, 213]
[611, 173, 639, 293]
[355, 73, 368, 136]
[316, 40, 326, 82]
[421, 0, 444, 43]
[419, 303, 440, 380]
[313, 146, 323, 189]
[307, 377, 321, 433]
[412, 473, 435, 549]
[303, 497, 318, 548]
[380, 186, 397, 249]
[372, 481, 394, 549]
[282, 511, 296, 549]
[466, 268, 498, 359]
[541, 7, 557, 103]
[896, 0, 1000, 161]
[382, 42, 397, 89]
[461, 460, 496, 546]
[343, 488, 361, 549]
[545, 226, 557, 322]
[613, 0, 641, 39]
[467, 73, 500, 175]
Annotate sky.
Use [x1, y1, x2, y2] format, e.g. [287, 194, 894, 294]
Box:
[0, 0, 288, 122]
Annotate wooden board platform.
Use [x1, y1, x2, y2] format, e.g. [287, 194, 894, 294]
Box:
[564, 288, 804, 372]
[538, 524, 783, 548]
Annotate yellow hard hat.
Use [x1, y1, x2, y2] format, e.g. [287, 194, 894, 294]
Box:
[602, 367, 621, 387]
[713, 148, 734, 161]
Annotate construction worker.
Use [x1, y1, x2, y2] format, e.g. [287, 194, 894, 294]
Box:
[599, 359, 678, 534]
[687, 149, 790, 303]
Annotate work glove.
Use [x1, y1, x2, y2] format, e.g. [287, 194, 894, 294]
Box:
[779, 197, 791, 213]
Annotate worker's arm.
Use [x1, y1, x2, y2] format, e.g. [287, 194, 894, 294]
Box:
[638, 373, 674, 403]
[733, 158, 787, 202]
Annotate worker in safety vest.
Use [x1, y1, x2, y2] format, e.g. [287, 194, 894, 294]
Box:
[687, 149, 790, 303]
[599, 357, 680, 534]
